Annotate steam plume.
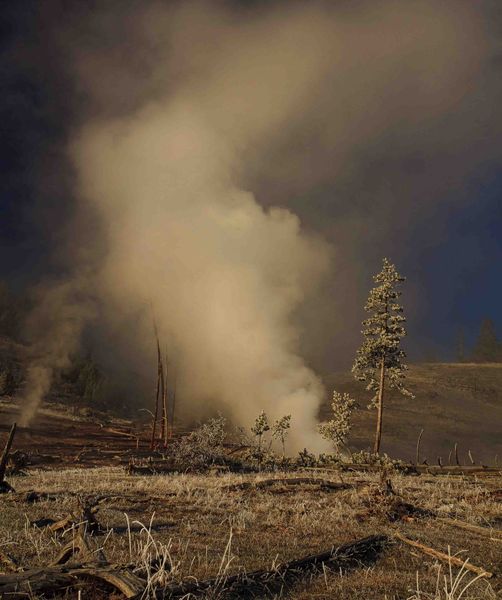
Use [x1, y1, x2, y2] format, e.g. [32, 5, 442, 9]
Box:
[19, 278, 94, 426]
[17, 1, 498, 450]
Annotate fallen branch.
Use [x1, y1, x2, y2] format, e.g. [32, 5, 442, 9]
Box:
[102, 427, 140, 441]
[224, 478, 351, 492]
[437, 517, 502, 541]
[394, 532, 494, 578]
[156, 534, 389, 598]
[126, 461, 176, 476]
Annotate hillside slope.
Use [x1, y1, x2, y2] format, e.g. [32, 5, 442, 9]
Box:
[322, 363, 502, 464]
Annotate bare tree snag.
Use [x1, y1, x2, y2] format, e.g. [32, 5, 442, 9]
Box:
[0, 423, 16, 493]
[454, 442, 460, 466]
[170, 368, 177, 437]
[161, 350, 169, 446]
[150, 319, 162, 451]
[415, 428, 424, 465]
[394, 533, 493, 578]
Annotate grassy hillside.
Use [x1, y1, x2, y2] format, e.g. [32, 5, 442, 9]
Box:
[322, 363, 502, 464]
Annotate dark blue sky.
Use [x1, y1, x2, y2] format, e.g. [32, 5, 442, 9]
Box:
[404, 172, 502, 358]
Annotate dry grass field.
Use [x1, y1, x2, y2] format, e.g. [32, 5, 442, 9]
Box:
[1, 466, 500, 599]
[324, 363, 502, 464]
[1, 361, 501, 599]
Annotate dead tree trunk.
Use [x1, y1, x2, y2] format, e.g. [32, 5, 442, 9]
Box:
[0, 423, 16, 492]
[150, 360, 161, 451]
[161, 350, 168, 446]
[156, 534, 389, 598]
[170, 369, 177, 437]
[415, 428, 424, 465]
[150, 319, 163, 451]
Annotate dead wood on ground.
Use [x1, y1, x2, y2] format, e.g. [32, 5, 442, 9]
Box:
[0, 534, 389, 599]
[437, 517, 502, 541]
[0, 563, 145, 598]
[224, 478, 352, 493]
[155, 534, 389, 598]
[394, 532, 494, 578]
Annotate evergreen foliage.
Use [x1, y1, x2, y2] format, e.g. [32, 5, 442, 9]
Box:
[352, 258, 413, 453]
[251, 411, 270, 451]
[272, 414, 291, 456]
[318, 390, 356, 453]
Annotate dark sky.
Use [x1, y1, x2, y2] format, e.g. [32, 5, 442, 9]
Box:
[1, 0, 502, 368]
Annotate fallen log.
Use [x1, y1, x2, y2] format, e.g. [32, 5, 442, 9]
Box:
[155, 534, 389, 598]
[394, 532, 494, 578]
[437, 517, 502, 541]
[304, 464, 500, 476]
[102, 427, 140, 441]
[53, 527, 107, 565]
[126, 461, 176, 476]
[0, 563, 145, 598]
[0, 535, 388, 599]
[224, 478, 351, 492]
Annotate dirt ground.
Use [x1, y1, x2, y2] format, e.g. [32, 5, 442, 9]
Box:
[0, 400, 159, 468]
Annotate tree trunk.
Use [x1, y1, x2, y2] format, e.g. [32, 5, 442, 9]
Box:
[373, 356, 385, 454]
[150, 346, 161, 451]
[0, 423, 16, 482]
[161, 355, 168, 446]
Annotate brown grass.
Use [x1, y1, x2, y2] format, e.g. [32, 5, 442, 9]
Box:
[1, 467, 500, 599]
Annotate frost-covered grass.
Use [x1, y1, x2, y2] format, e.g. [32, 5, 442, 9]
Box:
[1, 467, 500, 598]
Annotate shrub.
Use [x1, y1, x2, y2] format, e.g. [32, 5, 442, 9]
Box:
[318, 390, 356, 454]
[351, 450, 406, 470]
[170, 416, 227, 470]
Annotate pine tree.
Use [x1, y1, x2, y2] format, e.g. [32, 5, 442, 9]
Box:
[272, 415, 291, 457]
[471, 318, 501, 362]
[318, 391, 356, 454]
[352, 258, 413, 454]
[251, 411, 270, 452]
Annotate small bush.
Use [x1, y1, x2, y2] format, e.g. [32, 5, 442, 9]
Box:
[170, 416, 227, 471]
[352, 450, 406, 470]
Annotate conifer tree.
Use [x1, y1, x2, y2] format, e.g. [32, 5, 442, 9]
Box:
[471, 318, 501, 362]
[318, 391, 356, 454]
[352, 258, 413, 454]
